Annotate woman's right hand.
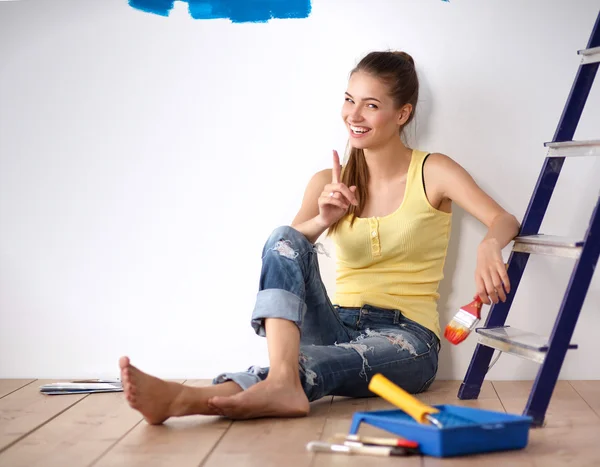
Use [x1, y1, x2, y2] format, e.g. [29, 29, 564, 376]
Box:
[316, 150, 358, 228]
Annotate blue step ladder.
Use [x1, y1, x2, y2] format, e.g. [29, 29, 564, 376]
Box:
[457, 11, 600, 428]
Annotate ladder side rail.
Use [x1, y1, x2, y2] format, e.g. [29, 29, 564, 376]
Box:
[524, 194, 600, 426]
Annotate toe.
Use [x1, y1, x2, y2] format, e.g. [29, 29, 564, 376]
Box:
[119, 356, 130, 369]
[123, 371, 134, 390]
[210, 395, 237, 409]
[209, 396, 222, 407]
[207, 401, 224, 416]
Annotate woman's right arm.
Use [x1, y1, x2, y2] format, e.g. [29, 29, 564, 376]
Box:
[291, 169, 332, 244]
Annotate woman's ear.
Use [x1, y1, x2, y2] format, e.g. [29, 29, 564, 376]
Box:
[397, 103, 413, 126]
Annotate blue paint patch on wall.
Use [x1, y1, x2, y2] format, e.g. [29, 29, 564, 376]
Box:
[128, 0, 312, 23]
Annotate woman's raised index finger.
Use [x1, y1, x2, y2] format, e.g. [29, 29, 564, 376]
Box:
[332, 150, 341, 183]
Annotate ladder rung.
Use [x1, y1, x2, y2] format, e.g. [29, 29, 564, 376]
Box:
[476, 326, 578, 364]
[578, 46, 600, 64]
[513, 234, 583, 259]
[544, 139, 600, 157]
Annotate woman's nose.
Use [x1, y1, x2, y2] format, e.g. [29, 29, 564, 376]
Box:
[349, 107, 364, 122]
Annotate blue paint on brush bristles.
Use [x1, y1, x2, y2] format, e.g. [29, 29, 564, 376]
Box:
[128, 0, 312, 23]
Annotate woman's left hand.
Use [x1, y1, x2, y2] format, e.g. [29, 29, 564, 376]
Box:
[475, 238, 510, 305]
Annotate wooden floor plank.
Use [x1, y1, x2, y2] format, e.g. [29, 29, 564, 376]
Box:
[423, 446, 534, 467]
[92, 415, 229, 467]
[92, 380, 232, 467]
[493, 380, 600, 467]
[0, 380, 87, 454]
[0, 381, 35, 400]
[523, 423, 600, 467]
[493, 380, 600, 428]
[326, 396, 368, 419]
[570, 381, 600, 418]
[202, 397, 332, 467]
[0, 390, 141, 467]
[0, 379, 188, 467]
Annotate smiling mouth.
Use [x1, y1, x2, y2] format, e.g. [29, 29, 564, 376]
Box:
[349, 125, 371, 135]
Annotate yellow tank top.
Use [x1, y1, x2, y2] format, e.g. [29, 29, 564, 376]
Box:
[330, 149, 451, 339]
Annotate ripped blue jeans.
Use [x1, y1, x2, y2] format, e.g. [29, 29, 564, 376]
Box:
[213, 225, 440, 401]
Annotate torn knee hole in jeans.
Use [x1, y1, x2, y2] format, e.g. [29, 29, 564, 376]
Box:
[365, 329, 418, 356]
[271, 240, 298, 259]
[271, 239, 330, 260]
[334, 341, 374, 380]
[299, 352, 317, 386]
[313, 242, 330, 257]
[334, 330, 418, 381]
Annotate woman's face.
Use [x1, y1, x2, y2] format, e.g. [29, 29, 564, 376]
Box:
[341, 70, 409, 150]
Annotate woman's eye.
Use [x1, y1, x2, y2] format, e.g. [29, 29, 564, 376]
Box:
[368, 104, 378, 109]
[345, 97, 354, 104]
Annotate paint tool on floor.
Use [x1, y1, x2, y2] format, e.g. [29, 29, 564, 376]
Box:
[330, 433, 419, 450]
[306, 440, 417, 457]
[39, 380, 123, 395]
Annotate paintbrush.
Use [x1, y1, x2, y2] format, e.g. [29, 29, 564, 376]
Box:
[306, 441, 415, 457]
[444, 296, 483, 345]
[330, 433, 419, 450]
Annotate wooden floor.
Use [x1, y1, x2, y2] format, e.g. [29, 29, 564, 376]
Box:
[0, 379, 599, 467]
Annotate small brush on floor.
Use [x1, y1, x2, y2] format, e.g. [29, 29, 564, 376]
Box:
[330, 433, 419, 450]
[444, 296, 483, 345]
[306, 441, 416, 457]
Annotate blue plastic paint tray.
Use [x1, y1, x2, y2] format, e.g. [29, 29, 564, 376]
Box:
[349, 405, 533, 458]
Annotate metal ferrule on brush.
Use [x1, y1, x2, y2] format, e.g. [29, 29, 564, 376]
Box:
[451, 309, 479, 329]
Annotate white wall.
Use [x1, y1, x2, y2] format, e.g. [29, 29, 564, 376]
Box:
[1, 0, 599, 381]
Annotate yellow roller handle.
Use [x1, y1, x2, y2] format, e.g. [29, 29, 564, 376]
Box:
[368, 373, 439, 425]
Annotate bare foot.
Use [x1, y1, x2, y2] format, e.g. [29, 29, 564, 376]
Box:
[119, 356, 192, 424]
[119, 357, 243, 424]
[208, 378, 309, 420]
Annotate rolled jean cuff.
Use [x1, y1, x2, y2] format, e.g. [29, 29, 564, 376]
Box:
[251, 288, 306, 337]
[212, 371, 261, 391]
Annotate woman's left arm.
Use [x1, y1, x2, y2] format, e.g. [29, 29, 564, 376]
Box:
[426, 153, 521, 305]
